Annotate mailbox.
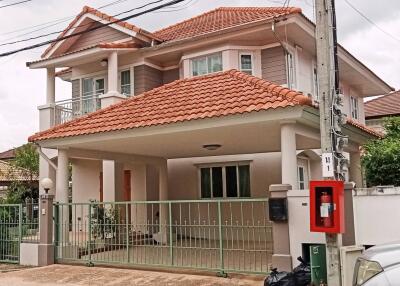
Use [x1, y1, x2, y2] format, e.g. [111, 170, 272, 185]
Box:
[310, 180, 344, 233]
[268, 198, 288, 221]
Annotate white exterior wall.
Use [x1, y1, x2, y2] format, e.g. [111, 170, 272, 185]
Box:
[295, 47, 314, 96]
[353, 191, 400, 246]
[168, 153, 282, 200]
[287, 190, 325, 266]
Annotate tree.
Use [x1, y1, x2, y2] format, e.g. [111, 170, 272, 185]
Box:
[362, 117, 400, 187]
[2, 143, 39, 204]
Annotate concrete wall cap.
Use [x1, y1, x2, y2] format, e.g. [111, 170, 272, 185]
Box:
[99, 91, 126, 99]
[345, 181, 356, 190]
[269, 184, 292, 192]
[37, 103, 56, 110]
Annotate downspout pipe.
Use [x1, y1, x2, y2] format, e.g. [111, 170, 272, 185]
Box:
[34, 143, 58, 171]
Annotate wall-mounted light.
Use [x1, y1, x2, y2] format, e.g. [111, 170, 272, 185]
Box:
[202, 144, 222, 151]
[100, 59, 108, 67]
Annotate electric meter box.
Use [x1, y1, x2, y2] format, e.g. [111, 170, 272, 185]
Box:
[310, 180, 345, 233]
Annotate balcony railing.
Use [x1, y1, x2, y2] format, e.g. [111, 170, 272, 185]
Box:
[54, 94, 101, 125]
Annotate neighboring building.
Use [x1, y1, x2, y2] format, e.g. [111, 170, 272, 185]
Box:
[365, 90, 400, 133]
[0, 160, 38, 198]
[0, 148, 16, 162]
[26, 6, 392, 271]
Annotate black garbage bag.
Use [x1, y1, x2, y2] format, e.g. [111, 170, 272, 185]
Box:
[292, 256, 311, 286]
[264, 268, 296, 286]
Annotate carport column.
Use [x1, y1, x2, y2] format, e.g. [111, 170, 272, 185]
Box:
[270, 184, 292, 271]
[102, 160, 124, 202]
[38, 193, 54, 266]
[280, 122, 298, 189]
[56, 148, 69, 243]
[158, 160, 168, 242]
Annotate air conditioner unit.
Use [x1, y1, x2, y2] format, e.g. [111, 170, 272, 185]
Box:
[340, 245, 364, 286]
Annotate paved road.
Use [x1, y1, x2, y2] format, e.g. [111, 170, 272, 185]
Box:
[0, 264, 264, 286]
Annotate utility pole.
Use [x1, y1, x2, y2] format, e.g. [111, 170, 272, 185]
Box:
[315, 0, 348, 285]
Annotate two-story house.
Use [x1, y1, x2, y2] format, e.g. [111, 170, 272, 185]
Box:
[27, 6, 392, 273]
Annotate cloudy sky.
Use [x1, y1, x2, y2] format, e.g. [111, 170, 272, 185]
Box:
[0, 0, 399, 151]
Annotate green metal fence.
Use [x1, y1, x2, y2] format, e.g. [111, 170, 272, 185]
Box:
[0, 204, 21, 263]
[0, 201, 40, 264]
[54, 199, 273, 275]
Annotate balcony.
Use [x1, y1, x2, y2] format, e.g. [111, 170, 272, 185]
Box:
[54, 94, 101, 125]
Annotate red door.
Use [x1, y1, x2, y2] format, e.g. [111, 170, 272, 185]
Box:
[124, 170, 131, 223]
[99, 172, 103, 202]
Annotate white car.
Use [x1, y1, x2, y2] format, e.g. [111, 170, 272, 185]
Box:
[353, 242, 400, 285]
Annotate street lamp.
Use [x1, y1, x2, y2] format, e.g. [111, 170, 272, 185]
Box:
[41, 178, 53, 194]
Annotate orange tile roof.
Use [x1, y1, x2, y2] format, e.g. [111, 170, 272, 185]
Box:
[29, 70, 312, 142]
[153, 7, 302, 42]
[55, 67, 72, 77]
[346, 118, 383, 138]
[365, 91, 400, 119]
[0, 160, 38, 182]
[41, 6, 159, 58]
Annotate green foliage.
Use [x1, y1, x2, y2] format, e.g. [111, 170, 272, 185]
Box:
[12, 143, 39, 182]
[1, 143, 39, 205]
[362, 117, 400, 187]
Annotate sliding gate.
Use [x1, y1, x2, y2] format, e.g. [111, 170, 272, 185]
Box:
[54, 199, 273, 274]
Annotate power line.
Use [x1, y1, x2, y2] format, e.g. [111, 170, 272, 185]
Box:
[0, 0, 186, 57]
[343, 0, 400, 44]
[0, 0, 31, 9]
[0, 0, 137, 38]
[0, 0, 166, 47]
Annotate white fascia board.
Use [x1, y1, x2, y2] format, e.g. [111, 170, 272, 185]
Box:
[29, 47, 103, 68]
[36, 106, 305, 148]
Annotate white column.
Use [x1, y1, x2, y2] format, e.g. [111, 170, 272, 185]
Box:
[46, 67, 55, 104]
[108, 51, 118, 93]
[349, 150, 363, 188]
[56, 149, 69, 242]
[154, 160, 168, 244]
[100, 52, 126, 108]
[281, 122, 298, 189]
[102, 160, 124, 202]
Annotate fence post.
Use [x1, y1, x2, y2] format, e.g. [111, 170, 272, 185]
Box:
[217, 201, 227, 277]
[87, 202, 93, 266]
[126, 203, 129, 263]
[38, 193, 55, 266]
[269, 184, 292, 272]
[168, 202, 173, 266]
[18, 204, 22, 264]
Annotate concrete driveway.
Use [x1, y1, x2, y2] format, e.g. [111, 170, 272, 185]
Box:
[0, 264, 265, 286]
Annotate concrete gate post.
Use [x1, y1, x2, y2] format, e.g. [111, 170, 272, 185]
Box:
[270, 184, 292, 271]
[38, 193, 55, 266]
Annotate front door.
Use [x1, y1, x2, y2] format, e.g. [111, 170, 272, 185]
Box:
[123, 170, 131, 223]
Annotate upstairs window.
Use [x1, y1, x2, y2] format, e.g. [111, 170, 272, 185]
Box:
[350, 96, 359, 120]
[285, 52, 296, 89]
[240, 54, 253, 75]
[192, 53, 222, 76]
[120, 70, 131, 96]
[200, 163, 250, 198]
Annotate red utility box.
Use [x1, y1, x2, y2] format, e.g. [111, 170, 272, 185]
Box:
[310, 180, 345, 233]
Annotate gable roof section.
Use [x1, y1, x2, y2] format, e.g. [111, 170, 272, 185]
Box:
[29, 70, 312, 142]
[41, 6, 160, 58]
[153, 7, 302, 42]
[0, 149, 15, 161]
[365, 91, 400, 119]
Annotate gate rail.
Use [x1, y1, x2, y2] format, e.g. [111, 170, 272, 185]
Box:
[54, 198, 273, 275]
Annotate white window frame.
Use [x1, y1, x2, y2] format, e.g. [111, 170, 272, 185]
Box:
[350, 96, 359, 120]
[297, 157, 310, 190]
[197, 162, 251, 199]
[239, 53, 254, 75]
[191, 52, 223, 77]
[285, 50, 296, 89]
[119, 69, 132, 96]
